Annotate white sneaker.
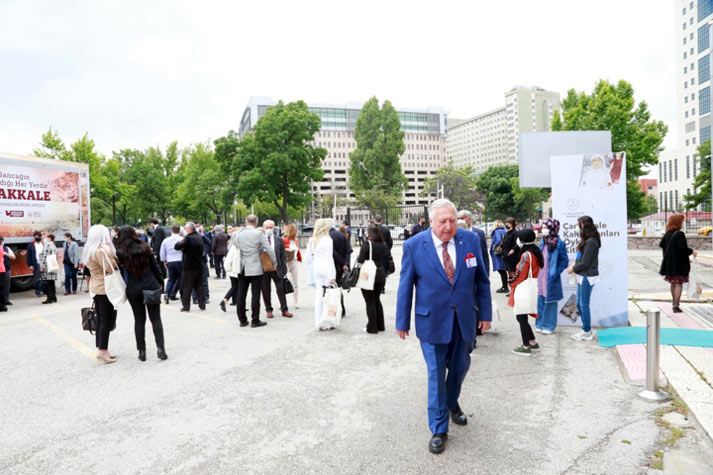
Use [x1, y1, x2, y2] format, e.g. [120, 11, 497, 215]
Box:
[541, 329, 554, 335]
[535, 328, 543, 333]
[571, 331, 593, 341]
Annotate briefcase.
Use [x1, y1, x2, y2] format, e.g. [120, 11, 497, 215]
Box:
[260, 250, 275, 272]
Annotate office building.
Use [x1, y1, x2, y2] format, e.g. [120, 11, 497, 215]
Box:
[446, 87, 560, 173]
[239, 97, 447, 206]
[660, 0, 712, 212]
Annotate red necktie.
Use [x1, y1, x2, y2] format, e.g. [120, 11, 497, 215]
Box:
[268, 235, 272, 245]
[442, 242, 454, 284]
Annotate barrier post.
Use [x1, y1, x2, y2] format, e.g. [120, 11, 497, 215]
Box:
[638, 310, 669, 402]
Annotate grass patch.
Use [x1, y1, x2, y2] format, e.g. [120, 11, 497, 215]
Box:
[577, 435, 586, 439]
[652, 460, 663, 470]
[621, 439, 631, 445]
[654, 450, 663, 458]
[664, 427, 684, 447]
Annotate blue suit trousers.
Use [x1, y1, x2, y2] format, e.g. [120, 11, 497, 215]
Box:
[419, 316, 472, 435]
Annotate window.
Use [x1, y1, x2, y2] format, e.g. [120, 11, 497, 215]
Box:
[687, 155, 691, 179]
[685, 81, 689, 88]
[701, 125, 712, 144]
[660, 192, 663, 210]
[694, 156, 698, 176]
[684, 22, 687, 30]
[692, 61, 696, 70]
[694, 137, 697, 144]
[700, 86, 710, 114]
[686, 111, 689, 118]
[669, 161, 673, 181]
[685, 51, 688, 59]
[685, 66, 689, 74]
[700, 24, 710, 52]
[675, 158, 678, 180]
[686, 96, 689, 103]
[675, 190, 679, 208]
[699, 0, 713, 22]
[663, 161, 667, 182]
[693, 107, 697, 115]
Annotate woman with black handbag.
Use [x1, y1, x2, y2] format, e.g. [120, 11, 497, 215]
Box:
[357, 225, 392, 334]
[117, 226, 167, 361]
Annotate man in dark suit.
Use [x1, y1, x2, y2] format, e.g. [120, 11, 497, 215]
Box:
[396, 199, 491, 454]
[374, 215, 393, 249]
[329, 221, 349, 317]
[457, 210, 489, 274]
[411, 217, 427, 237]
[261, 220, 293, 318]
[175, 222, 206, 312]
[150, 219, 167, 280]
[26, 230, 44, 297]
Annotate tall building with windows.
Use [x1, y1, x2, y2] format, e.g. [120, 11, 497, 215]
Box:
[239, 97, 447, 206]
[660, 0, 712, 212]
[446, 86, 560, 173]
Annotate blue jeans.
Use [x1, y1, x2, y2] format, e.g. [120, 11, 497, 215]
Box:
[576, 276, 594, 332]
[64, 263, 78, 292]
[419, 319, 472, 435]
[536, 296, 558, 331]
[165, 261, 182, 298]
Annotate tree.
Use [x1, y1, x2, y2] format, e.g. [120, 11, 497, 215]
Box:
[231, 101, 326, 225]
[644, 194, 659, 216]
[552, 80, 668, 219]
[421, 163, 481, 211]
[685, 140, 712, 210]
[174, 143, 228, 222]
[475, 165, 549, 222]
[33, 127, 67, 160]
[348, 97, 407, 210]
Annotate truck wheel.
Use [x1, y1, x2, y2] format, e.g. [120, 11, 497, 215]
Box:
[11, 276, 35, 291]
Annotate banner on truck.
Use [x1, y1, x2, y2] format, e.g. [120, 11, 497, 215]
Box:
[0, 164, 83, 239]
[550, 152, 628, 328]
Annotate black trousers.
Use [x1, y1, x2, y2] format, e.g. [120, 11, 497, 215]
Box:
[361, 279, 385, 333]
[128, 293, 165, 350]
[224, 276, 239, 304]
[497, 270, 508, 289]
[94, 294, 115, 350]
[261, 271, 288, 313]
[237, 273, 263, 324]
[214, 254, 226, 278]
[155, 253, 167, 280]
[181, 268, 205, 309]
[192, 258, 210, 300]
[0, 271, 6, 307]
[44, 280, 56, 298]
[516, 314, 536, 346]
[3, 269, 10, 302]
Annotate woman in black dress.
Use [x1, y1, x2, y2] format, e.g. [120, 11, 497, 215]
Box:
[501, 217, 520, 293]
[117, 226, 168, 361]
[357, 225, 392, 334]
[660, 213, 697, 313]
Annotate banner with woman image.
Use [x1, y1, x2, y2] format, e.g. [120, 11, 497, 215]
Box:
[550, 152, 628, 328]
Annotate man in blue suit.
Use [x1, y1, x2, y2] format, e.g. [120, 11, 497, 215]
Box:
[396, 199, 492, 454]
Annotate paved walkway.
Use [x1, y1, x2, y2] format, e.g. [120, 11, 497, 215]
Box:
[0, 247, 711, 474]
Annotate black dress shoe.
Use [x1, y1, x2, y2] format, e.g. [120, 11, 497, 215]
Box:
[138, 350, 146, 361]
[239, 321, 249, 327]
[180, 307, 190, 312]
[169, 296, 179, 301]
[450, 405, 467, 426]
[251, 320, 267, 328]
[219, 301, 226, 312]
[0, 306, 7, 312]
[429, 433, 448, 454]
[199, 305, 206, 311]
[495, 287, 508, 294]
[157, 347, 168, 360]
[164, 294, 169, 304]
[6, 301, 12, 305]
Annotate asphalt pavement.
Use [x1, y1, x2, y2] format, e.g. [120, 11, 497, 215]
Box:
[0, 247, 704, 474]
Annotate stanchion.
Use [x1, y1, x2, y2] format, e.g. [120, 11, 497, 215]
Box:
[638, 310, 669, 402]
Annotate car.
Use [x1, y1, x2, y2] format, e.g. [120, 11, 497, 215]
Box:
[298, 225, 314, 237]
[699, 226, 712, 236]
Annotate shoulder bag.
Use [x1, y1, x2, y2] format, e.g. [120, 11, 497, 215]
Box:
[342, 262, 361, 290]
[81, 302, 97, 334]
[143, 289, 161, 305]
[46, 252, 60, 273]
[356, 241, 377, 291]
[513, 252, 538, 315]
[260, 248, 275, 272]
[100, 248, 127, 308]
[283, 277, 295, 295]
[386, 249, 396, 275]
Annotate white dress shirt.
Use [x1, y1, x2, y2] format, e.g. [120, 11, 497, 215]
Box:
[431, 230, 456, 272]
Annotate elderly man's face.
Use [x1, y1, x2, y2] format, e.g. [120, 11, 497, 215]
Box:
[458, 213, 472, 228]
[264, 222, 274, 232]
[431, 206, 457, 242]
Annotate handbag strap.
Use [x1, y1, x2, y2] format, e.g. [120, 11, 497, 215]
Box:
[368, 240, 372, 261]
[664, 230, 681, 258]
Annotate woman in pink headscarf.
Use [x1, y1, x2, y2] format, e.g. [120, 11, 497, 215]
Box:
[536, 219, 569, 334]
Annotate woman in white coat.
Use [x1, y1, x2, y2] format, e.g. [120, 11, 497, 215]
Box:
[306, 218, 336, 330]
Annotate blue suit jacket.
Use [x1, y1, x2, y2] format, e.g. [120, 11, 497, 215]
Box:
[396, 228, 492, 344]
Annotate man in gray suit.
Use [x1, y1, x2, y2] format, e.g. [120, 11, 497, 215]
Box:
[236, 215, 276, 328]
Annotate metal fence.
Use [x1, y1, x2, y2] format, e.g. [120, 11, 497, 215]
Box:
[634, 208, 712, 236]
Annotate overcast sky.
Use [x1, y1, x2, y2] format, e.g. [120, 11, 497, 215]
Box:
[0, 0, 677, 163]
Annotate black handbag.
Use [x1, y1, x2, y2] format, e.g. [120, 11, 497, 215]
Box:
[342, 263, 361, 290]
[81, 304, 97, 334]
[386, 253, 395, 275]
[283, 277, 294, 295]
[143, 288, 161, 305]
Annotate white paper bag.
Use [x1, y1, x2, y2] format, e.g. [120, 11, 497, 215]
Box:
[356, 241, 376, 291]
[489, 298, 500, 332]
[687, 257, 703, 299]
[321, 286, 342, 327]
[513, 252, 538, 315]
[46, 253, 59, 273]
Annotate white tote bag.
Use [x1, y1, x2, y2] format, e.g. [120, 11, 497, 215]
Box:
[513, 252, 538, 315]
[321, 285, 342, 327]
[687, 257, 703, 299]
[356, 241, 377, 291]
[489, 298, 500, 332]
[224, 237, 241, 277]
[100, 248, 127, 308]
[46, 253, 60, 273]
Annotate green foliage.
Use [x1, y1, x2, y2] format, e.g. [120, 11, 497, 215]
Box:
[33, 127, 67, 160]
[421, 163, 481, 211]
[552, 79, 668, 219]
[644, 194, 659, 216]
[174, 143, 228, 220]
[685, 140, 712, 210]
[475, 165, 549, 222]
[230, 101, 326, 225]
[349, 97, 407, 210]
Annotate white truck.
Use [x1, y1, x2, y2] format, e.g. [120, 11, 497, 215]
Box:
[0, 153, 90, 290]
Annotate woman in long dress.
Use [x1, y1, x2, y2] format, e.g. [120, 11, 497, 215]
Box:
[305, 218, 336, 331]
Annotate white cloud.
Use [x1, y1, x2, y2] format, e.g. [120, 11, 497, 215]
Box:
[0, 0, 678, 158]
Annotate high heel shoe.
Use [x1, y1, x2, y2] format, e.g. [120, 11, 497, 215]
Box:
[138, 349, 146, 361]
[219, 300, 226, 313]
[157, 347, 168, 360]
[96, 353, 116, 364]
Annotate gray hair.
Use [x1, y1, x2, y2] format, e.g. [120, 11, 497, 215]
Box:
[429, 199, 457, 219]
[214, 225, 224, 233]
[457, 219, 469, 229]
[246, 214, 258, 225]
[263, 219, 275, 227]
[184, 221, 196, 232]
[457, 209, 472, 219]
[81, 224, 115, 263]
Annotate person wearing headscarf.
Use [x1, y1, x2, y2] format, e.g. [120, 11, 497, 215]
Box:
[507, 229, 544, 356]
[536, 219, 569, 334]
